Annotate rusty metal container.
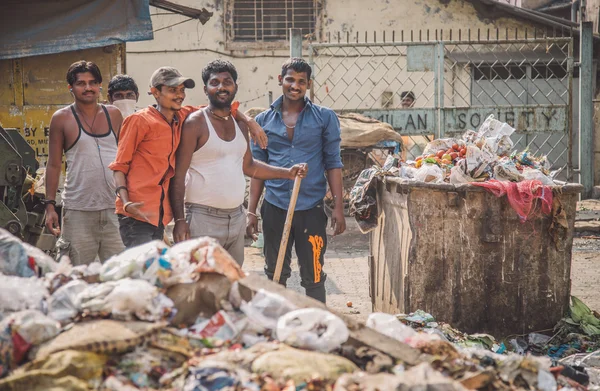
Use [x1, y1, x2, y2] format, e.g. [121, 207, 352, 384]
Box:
[368, 178, 582, 338]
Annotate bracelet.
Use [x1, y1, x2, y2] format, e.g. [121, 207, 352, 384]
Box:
[123, 201, 133, 213]
[115, 186, 128, 198]
[247, 211, 259, 218]
[174, 218, 186, 223]
[42, 199, 57, 207]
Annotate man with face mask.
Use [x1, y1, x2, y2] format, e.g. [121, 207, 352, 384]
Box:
[169, 60, 306, 266]
[107, 75, 139, 118]
[110, 66, 271, 248]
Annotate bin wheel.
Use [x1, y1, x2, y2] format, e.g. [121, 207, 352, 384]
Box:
[324, 149, 368, 217]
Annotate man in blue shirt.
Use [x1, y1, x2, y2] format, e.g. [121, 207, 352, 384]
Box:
[247, 58, 346, 303]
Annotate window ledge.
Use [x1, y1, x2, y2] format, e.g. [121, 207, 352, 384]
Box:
[224, 40, 291, 51]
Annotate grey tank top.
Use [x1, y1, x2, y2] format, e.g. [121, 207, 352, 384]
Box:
[61, 105, 118, 211]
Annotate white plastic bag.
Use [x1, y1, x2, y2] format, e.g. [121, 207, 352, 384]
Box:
[522, 168, 555, 186]
[84, 278, 174, 322]
[47, 279, 89, 324]
[276, 308, 349, 352]
[0, 274, 48, 313]
[422, 138, 463, 156]
[100, 240, 168, 283]
[494, 160, 524, 182]
[414, 163, 444, 183]
[239, 290, 297, 333]
[449, 161, 475, 184]
[366, 313, 416, 343]
[0, 310, 61, 345]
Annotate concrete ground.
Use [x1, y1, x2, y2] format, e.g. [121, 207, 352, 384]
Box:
[243, 216, 600, 324]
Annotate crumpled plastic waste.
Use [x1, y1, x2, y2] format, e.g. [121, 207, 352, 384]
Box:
[0, 228, 47, 277]
[366, 313, 416, 343]
[0, 310, 61, 376]
[168, 237, 245, 283]
[474, 114, 515, 156]
[276, 308, 349, 352]
[46, 279, 89, 324]
[184, 366, 256, 391]
[100, 240, 170, 286]
[79, 278, 175, 322]
[497, 354, 557, 391]
[0, 274, 48, 313]
[414, 163, 444, 183]
[187, 310, 246, 341]
[349, 155, 399, 234]
[0, 310, 60, 346]
[239, 290, 297, 334]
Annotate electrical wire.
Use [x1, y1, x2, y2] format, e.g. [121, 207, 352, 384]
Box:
[153, 17, 195, 33]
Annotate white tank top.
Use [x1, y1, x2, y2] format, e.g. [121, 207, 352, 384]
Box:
[184, 109, 247, 209]
[62, 105, 118, 211]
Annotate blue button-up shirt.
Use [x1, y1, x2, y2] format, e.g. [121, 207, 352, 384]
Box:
[252, 96, 343, 211]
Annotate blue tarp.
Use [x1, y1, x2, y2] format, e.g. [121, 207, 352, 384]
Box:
[0, 0, 153, 60]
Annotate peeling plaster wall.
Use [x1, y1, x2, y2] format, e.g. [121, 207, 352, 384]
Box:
[126, 0, 542, 112]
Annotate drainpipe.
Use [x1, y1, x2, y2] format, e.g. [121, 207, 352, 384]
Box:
[572, 0, 579, 22]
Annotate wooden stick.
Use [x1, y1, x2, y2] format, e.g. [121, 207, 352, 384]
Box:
[273, 176, 302, 283]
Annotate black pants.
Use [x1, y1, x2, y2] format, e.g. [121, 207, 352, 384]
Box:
[118, 215, 165, 248]
[261, 200, 328, 303]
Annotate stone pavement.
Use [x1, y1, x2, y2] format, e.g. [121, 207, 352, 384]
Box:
[243, 217, 372, 322]
[243, 216, 600, 323]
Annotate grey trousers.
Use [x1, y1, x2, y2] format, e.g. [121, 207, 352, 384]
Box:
[56, 208, 124, 265]
[185, 203, 246, 266]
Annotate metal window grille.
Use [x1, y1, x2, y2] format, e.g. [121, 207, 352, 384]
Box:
[232, 0, 316, 42]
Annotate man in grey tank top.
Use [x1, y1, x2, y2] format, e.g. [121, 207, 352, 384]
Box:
[44, 61, 125, 265]
[170, 60, 306, 265]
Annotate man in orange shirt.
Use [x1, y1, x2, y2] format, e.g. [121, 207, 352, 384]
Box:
[110, 67, 267, 247]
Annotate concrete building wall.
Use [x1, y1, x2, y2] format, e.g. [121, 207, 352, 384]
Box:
[126, 0, 540, 112]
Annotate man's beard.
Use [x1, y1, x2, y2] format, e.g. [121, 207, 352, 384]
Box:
[208, 93, 235, 109]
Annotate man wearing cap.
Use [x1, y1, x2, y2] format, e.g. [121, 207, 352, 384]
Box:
[110, 66, 268, 247]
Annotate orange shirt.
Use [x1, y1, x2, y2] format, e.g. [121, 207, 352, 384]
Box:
[109, 105, 199, 227]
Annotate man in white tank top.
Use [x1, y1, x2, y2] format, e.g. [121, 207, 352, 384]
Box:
[170, 60, 306, 265]
[45, 61, 125, 265]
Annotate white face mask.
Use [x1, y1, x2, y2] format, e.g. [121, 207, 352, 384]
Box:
[112, 99, 137, 118]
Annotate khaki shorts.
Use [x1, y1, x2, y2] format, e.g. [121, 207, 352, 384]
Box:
[56, 208, 124, 265]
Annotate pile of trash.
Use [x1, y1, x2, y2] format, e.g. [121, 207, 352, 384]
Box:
[1, 228, 598, 391]
[400, 115, 556, 186]
[378, 303, 600, 391]
[349, 115, 565, 232]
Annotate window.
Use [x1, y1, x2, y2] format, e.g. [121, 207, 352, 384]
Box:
[230, 0, 317, 42]
[473, 63, 573, 81]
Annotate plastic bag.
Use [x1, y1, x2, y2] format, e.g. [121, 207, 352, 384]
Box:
[422, 138, 464, 157]
[188, 310, 243, 341]
[276, 308, 349, 352]
[449, 161, 476, 184]
[522, 168, 555, 186]
[0, 229, 36, 277]
[0, 310, 60, 345]
[239, 290, 297, 333]
[494, 159, 524, 182]
[168, 237, 245, 283]
[81, 278, 174, 322]
[366, 313, 416, 343]
[477, 115, 515, 156]
[0, 274, 48, 313]
[414, 163, 444, 183]
[47, 279, 89, 324]
[100, 240, 168, 284]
